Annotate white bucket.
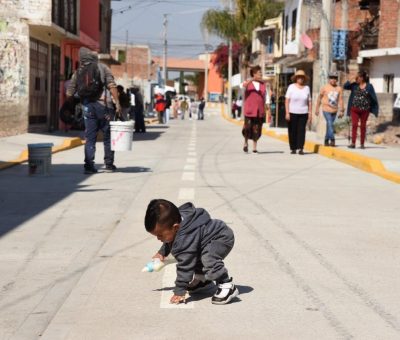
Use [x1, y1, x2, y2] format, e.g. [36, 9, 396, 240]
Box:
[28, 143, 53, 176]
[110, 121, 134, 151]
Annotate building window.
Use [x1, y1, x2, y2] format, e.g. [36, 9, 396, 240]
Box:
[52, 0, 77, 34]
[116, 50, 126, 63]
[383, 74, 394, 93]
[285, 15, 289, 44]
[291, 9, 297, 41]
[266, 35, 274, 54]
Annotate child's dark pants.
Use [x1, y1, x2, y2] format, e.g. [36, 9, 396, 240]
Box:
[195, 227, 235, 283]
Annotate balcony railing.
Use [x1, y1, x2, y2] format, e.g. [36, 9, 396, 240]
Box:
[52, 0, 77, 34]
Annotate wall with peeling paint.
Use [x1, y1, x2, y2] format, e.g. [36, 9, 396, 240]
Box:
[0, 0, 51, 137]
[0, 15, 30, 137]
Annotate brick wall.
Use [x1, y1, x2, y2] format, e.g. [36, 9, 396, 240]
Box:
[110, 46, 157, 82]
[378, 0, 400, 48]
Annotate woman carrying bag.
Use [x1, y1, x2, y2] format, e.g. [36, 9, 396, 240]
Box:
[344, 70, 379, 149]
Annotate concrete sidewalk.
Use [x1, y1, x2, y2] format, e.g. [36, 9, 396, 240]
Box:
[0, 131, 85, 170]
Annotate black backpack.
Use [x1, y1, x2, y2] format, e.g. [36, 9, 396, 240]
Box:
[76, 62, 104, 101]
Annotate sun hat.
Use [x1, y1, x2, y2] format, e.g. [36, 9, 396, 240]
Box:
[291, 70, 309, 82]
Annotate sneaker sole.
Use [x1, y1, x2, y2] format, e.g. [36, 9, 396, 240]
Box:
[211, 288, 239, 305]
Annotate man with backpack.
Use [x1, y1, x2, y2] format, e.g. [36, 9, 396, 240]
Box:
[66, 47, 121, 174]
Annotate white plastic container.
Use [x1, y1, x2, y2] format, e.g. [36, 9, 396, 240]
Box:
[110, 121, 134, 151]
[28, 143, 53, 176]
[141, 258, 166, 272]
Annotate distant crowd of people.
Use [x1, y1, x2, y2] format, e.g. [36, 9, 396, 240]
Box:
[154, 94, 206, 123]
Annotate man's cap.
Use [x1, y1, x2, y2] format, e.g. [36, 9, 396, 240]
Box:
[329, 71, 339, 78]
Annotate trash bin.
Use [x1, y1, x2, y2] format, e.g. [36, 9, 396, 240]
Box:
[28, 143, 54, 176]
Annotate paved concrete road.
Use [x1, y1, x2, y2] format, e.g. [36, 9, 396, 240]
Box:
[1, 109, 400, 340]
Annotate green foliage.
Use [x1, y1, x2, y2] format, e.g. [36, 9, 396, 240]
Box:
[201, 0, 283, 66]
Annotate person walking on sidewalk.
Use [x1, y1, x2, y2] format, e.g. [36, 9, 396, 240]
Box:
[285, 70, 312, 155]
[154, 93, 166, 124]
[235, 97, 243, 120]
[344, 70, 379, 149]
[314, 72, 344, 147]
[67, 47, 121, 174]
[198, 97, 205, 120]
[180, 99, 189, 120]
[241, 65, 267, 153]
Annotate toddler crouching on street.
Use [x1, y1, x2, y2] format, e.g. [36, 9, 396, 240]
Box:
[144, 199, 239, 305]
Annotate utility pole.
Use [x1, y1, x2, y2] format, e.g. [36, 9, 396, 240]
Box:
[125, 30, 128, 74]
[227, 0, 233, 117]
[204, 51, 209, 101]
[320, 0, 333, 85]
[163, 14, 168, 87]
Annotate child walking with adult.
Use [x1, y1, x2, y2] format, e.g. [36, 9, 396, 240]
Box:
[241, 65, 267, 153]
[314, 72, 344, 146]
[344, 70, 379, 149]
[285, 70, 312, 155]
[145, 199, 239, 305]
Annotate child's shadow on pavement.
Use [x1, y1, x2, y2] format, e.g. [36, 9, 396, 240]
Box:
[153, 284, 253, 304]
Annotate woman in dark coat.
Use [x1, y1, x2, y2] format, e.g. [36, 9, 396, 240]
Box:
[241, 65, 266, 153]
[344, 70, 379, 149]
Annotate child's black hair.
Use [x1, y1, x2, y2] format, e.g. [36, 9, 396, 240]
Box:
[144, 199, 181, 232]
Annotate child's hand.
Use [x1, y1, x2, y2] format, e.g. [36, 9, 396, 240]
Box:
[170, 294, 187, 304]
[152, 252, 165, 261]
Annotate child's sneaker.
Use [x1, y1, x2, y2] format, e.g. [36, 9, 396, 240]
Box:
[187, 274, 212, 292]
[211, 278, 239, 305]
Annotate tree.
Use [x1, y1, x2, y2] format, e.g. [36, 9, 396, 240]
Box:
[202, 0, 283, 75]
[210, 42, 241, 79]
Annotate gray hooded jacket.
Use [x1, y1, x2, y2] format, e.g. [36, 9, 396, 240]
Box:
[158, 202, 233, 295]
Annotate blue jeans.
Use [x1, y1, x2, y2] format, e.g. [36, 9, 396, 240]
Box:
[323, 111, 337, 141]
[83, 101, 115, 168]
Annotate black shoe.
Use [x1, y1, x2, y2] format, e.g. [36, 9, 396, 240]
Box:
[84, 166, 98, 174]
[330, 140, 336, 147]
[211, 278, 239, 305]
[360, 144, 365, 149]
[105, 164, 117, 172]
[252, 150, 258, 153]
[291, 150, 296, 154]
[324, 140, 329, 146]
[348, 144, 356, 149]
[243, 145, 248, 153]
[299, 150, 304, 155]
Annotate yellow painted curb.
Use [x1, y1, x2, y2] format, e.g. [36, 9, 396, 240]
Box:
[221, 105, 400, 184]
[0, 137, 85, 171]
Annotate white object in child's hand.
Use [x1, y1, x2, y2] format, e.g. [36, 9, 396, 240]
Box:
[142, 258, 165, 272]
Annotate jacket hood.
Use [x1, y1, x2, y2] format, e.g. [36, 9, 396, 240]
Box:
[178, 202, 210, 233]
[79, 47, 98, 65]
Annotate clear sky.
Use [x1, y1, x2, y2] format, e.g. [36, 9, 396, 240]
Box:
[111, 0, 226, 58]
